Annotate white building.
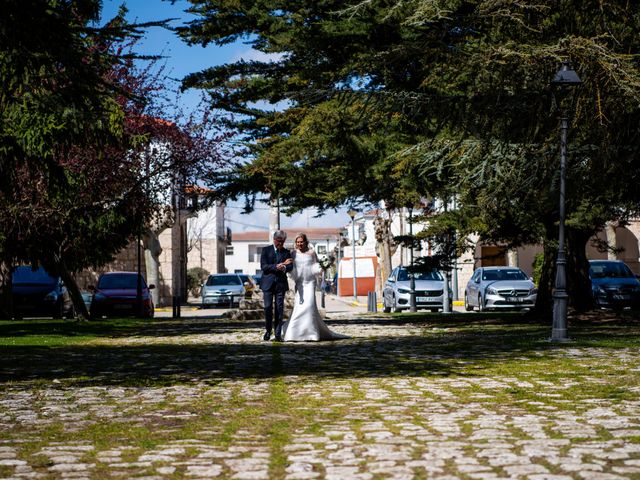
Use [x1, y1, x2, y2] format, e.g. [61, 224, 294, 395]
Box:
[340, 207, 640, 300]
[225, 228, 344, 275]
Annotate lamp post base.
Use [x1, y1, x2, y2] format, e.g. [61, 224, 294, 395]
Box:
[551, 290, 569, 342]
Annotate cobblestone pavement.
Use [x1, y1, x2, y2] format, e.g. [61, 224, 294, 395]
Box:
[1, 312, 639, 479]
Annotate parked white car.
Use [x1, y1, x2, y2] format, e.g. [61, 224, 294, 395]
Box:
[201, 274, 245, 308]
[464, 266, 537, 311]
[382, 266, 451, 313]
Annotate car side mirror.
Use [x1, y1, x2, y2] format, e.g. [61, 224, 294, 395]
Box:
[148, 284, 155, 290]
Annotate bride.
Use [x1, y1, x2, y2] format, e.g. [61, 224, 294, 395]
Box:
[282, 233, 349, 342]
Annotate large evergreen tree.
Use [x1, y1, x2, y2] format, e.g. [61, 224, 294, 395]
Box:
[178, 0, 640, 313]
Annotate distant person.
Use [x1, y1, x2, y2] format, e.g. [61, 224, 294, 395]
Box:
[281, 233, 348, 342]
[259, 230, 293, 341]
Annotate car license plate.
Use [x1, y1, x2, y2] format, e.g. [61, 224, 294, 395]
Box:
[613, 294, 630, 300]
[114, 304, 132, 310]
[416, 296, 429, 302]
[506, 297, 523, 303]
[218, 296, 230, 303]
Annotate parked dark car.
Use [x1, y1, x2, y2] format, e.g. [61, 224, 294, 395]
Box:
[89, 272, 155, 319]
[464, 266, 537, 311]
[9, 266, 74, 319]
[589, 260, 640, 310]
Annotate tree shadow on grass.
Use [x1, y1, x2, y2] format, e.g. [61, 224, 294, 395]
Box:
[2, 313, 639, 386]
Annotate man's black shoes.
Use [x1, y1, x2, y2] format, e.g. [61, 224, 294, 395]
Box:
[274, 334, 283, 342]
[263, 331, 271, 341]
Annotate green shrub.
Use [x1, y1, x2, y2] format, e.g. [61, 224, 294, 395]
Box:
[532, 252, 544, 287]
[187, 267, 209, 297]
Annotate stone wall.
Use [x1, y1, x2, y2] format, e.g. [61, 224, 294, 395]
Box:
[188, 237, 225, 275]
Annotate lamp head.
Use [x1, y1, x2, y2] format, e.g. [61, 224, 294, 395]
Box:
[551, 61, 582, 88]
[347, 209, 357, 219]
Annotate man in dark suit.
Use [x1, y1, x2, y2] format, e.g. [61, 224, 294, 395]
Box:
[259, 230, 293, 341]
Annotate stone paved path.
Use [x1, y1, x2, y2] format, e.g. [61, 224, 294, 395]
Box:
[1, 312, 639, 479]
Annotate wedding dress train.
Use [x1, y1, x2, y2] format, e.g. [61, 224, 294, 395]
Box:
[282, 249, 348, 342]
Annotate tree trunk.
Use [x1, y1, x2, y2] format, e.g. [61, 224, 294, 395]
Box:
[143, 229, 162, 307]
[605, 222, 617, 260]
[374, 211, 397, 298]
[534, 223, 594, 315]
[534, 237, 556, 315]
[56, 261, 89, 320]
[0, 259, 14, 318]
[566, 228, 594, 312]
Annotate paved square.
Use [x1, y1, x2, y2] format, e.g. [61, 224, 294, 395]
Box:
[1, 311, 639, 479]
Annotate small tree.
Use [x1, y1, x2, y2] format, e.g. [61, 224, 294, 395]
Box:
[187, 267, 209, 298]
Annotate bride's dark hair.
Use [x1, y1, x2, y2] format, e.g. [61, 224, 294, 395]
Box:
[294, 232, 309, 250]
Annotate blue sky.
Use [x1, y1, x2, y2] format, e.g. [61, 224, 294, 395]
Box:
[100, 0, 350, 233]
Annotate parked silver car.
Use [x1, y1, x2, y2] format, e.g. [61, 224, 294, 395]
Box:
[464, 266, 537, 311]
[201, 274, 245, 308]
[382, 267, 451, 313]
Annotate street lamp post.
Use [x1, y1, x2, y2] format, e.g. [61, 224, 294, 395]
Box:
[347, 209, 358, 302]
[550, 60, 582, 342]
[408, 206, 417, 312]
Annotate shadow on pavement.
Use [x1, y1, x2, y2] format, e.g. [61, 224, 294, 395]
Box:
[2, 313, 639, 386]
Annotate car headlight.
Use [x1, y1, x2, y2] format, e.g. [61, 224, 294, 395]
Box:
[529, 288, 538, 295]
[397, 288, 410, 294]
[486, 287, 497, 295]
[94, 292, 106, 301]
[594, 285, 606, 294]
[44, 291, 58, 302]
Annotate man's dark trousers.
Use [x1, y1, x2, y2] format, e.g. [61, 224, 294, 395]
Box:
[263, 288, 286, 338]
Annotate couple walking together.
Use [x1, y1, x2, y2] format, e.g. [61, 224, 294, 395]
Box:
[259, 230, 348, 342]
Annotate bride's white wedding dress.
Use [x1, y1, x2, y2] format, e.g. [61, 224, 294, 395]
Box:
[282, 249, 349, 342]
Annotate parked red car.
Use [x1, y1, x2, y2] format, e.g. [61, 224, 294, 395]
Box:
[89, 272, 154, 319]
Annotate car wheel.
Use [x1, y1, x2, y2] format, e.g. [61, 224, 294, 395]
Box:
[382, 295, 391, 313]
[53, 302, 64, 319]
[478, 294, 485, 312]
[464, 292, 473, 311]
[429, 308, 438, 313]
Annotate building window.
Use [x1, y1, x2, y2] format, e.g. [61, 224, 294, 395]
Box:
[234, 269, 243, 273]
[317, 245, 327, 255]
[226, 245, 234, 255]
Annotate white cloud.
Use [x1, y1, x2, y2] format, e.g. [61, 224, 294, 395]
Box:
[225, 202, 349, 233]
[232, 49, 285, 64]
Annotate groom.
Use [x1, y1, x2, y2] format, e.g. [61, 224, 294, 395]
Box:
[259, 230, 293, 341]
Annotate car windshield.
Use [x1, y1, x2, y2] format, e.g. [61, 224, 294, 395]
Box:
[238, 275, 251, 284]
[482, 269, 528, 281]
[590, 262, 635, 279]
[98, 274, 145, 290]
[12, 266, 56, 286]
[206, 275, 241, 286]
[397, 270, 443, 281]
